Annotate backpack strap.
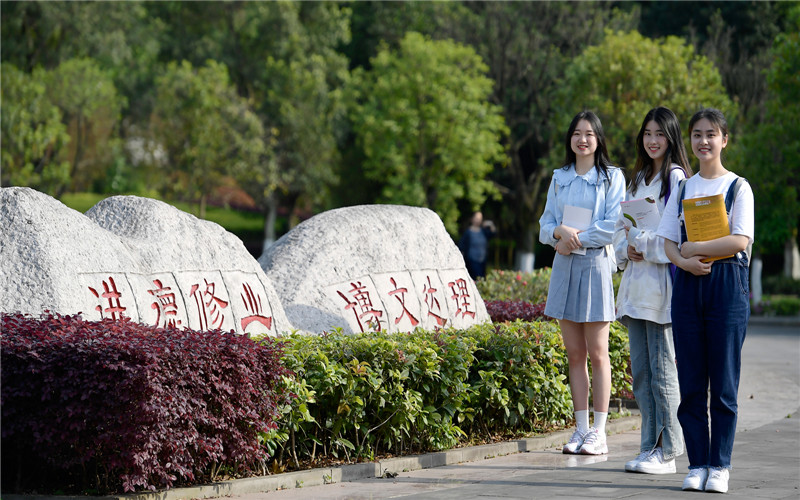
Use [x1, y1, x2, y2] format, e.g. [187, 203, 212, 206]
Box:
[726, 176, 752, 264]
[676, 178, 689, 244]
[664, 166, 684, 203]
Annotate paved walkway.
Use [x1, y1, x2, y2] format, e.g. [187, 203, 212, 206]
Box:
[238, 322, 800, 499]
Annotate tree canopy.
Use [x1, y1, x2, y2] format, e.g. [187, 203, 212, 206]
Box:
[553, 30, 734, 174]
[348, 32, 507, 234]
[1, 1, 797, 263]
[152, 60, 267, 219]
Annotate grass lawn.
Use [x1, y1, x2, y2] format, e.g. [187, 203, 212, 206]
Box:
[60, 192, 265, 241]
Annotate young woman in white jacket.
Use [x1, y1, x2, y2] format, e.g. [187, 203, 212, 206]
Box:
[614, 107, 691, 474]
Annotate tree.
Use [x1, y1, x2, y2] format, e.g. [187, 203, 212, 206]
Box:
[44, 58, 126, 196]
[635, 1, 793, 124]
[0, 64, 71, 194]
[451, 2, 636, 270]
[554, 30, 735, 174]
[1, 1, 163, 123]
[145, 2, 351, 248]
[348, 32, 507, 234]
[250, 2, 351, 244]
[736, 6, 800, 262]
[151, 60, 270, 219]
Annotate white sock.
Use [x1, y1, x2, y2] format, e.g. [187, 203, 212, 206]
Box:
[594, 411, 608, 433]
[575, 410, 590, 434]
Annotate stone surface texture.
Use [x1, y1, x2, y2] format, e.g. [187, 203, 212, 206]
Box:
[1, 187, 290, 336]
[259, 204, 490, 334]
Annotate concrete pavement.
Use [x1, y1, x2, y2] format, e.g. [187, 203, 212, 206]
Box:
[235, 322, 800, 499]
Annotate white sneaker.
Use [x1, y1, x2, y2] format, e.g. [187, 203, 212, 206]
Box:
[682, 468, 709, 491]
[579, 427, 608, 455]
[625, 450, 651, 472]
[705, 467, 730, 493]
[562, 429, 586, 454]
[634, 447, 676, 474]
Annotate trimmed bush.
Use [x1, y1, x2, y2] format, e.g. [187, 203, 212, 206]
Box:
[272, 329, 476, 465]
[476, 268, 551, 303]
[485, 300, 550, 322]
[267, 320, 632, 468]
[461, 321, 571, 433]
[753, 294, 800, 316]
[762, 275, 800, 295]
[1, 313, 290, 494]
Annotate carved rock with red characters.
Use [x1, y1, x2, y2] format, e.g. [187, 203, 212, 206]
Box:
[0, 187, 289, 336]
[259, 204, 490, 334]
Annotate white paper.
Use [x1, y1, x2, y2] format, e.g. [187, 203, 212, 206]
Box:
[562, 205, 593, 255]
[620, 197, 661, 231]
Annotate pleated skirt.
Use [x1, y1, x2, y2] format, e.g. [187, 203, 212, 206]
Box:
[544, 247, 615, 323]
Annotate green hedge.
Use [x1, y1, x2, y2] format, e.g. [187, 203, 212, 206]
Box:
[753, 294, 800, 316]
[263, 320, 631, 469]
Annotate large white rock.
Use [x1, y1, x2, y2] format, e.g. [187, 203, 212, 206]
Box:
[0, 187, 290, 336]
[259, 205, 490, 334]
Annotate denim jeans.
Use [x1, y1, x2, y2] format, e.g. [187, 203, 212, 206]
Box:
[627, 318, 684, 460]
[671, 256, 749, 469]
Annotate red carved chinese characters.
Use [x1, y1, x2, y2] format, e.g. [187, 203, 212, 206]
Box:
[88, 276, 127, 320]
[148, 279, 181, 328]
[388, 277, 419, 327]
[189, 279, 229, 330]
[448, 277, 476, 319]
[337, 281, 383, 332]
[422, 275, 447, 327]
[240, 282, 272, 332]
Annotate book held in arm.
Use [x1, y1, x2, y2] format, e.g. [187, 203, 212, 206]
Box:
[561, 205, 593, 255]
[681, 193, 734, 262]
[620, 197, 661, 231]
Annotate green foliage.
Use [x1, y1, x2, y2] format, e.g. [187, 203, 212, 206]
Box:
[0, 64, 71, 194]
[735, 6, 800, 253]
[607, 321, 634, 400]
[554, 29, 735, 172]
[275, 328, 475, 461]
[242, 2, 351, 220]
[763, 275, 800, 296]
[152, 60, 269, 218]
[457, 2, 635, 254]
[754, 295, 800, 317]
[349, 32, 507, 234]
[464, 321, 573, 431]
[268, 320, 632, 465]
[45, 58, 127, 194]
[476, 269, 552, 304]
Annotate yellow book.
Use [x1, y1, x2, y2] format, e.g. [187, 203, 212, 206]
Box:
[682, 194, 734, 262]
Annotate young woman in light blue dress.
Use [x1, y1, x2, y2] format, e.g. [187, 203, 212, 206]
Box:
[539, 111, 625, 455]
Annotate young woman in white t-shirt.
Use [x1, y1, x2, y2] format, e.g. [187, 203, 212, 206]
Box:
[614, 107, 689, 475]
[656, 108, 755, 494]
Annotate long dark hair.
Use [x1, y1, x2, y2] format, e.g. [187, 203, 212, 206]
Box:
[562, 110, 612, 181]
[631, 107, 692, 199]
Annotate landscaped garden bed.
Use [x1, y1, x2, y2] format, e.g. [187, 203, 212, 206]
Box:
[1, 269, 633, 495]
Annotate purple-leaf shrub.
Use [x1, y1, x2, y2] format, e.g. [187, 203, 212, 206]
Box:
[1, 312, 290, 494]
[485, 300, 551, 323]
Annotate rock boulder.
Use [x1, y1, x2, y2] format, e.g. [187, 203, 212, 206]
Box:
[259, 205, 490, 334]
[1, 187, 290, 336]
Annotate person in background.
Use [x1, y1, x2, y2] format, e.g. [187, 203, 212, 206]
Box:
[458, 211, 496, 280]
[538, 110, 625, 456]
[614, 107, 690, 475]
